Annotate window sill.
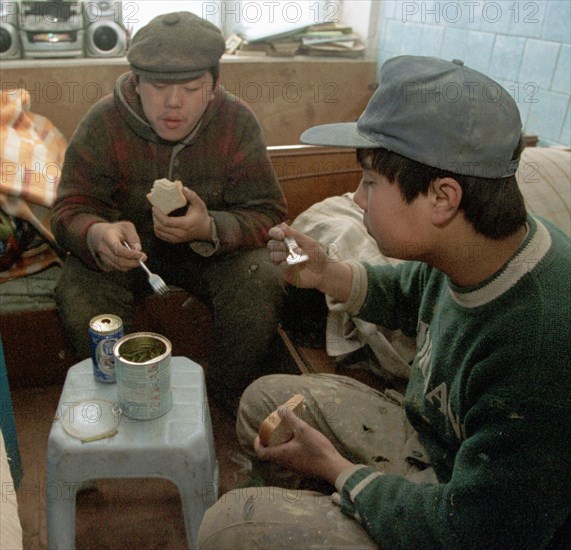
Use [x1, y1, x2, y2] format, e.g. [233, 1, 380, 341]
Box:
[0, 53, 374, 70]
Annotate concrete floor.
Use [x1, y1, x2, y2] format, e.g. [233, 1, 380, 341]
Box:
[13, 384, 250, 549]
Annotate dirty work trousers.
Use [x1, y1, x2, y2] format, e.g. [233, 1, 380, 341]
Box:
[55, 248, 284, 405]
[198, 373, 436, 549]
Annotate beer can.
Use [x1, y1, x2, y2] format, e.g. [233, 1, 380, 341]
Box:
[88, 314, 124, 383]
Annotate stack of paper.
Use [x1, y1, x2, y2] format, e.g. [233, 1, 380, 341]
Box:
[225, 22, 365, 58]
[299, 23, 365, 57]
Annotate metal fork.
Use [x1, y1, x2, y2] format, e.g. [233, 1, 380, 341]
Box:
[284, 237, 309, 265]
[122, 241, 169, 295]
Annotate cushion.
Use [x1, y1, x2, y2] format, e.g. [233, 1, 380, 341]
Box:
[516, 147, 570, 236]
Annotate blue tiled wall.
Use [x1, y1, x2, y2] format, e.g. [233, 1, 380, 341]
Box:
[376, 0, 570, 146]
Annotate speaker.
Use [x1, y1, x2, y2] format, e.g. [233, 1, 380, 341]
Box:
[83, 1, 127, 57]
[0, 1, 21, 60]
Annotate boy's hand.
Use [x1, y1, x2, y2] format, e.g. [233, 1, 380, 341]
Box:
[152, 187, 212, 244]
[254, 406, 353, 485]
[267, 224, 332, 289]
[88, 221, 146, 271]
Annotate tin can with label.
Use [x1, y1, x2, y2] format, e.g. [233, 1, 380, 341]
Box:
[88, 314, 124, 383]
[113, 332, 172, 420]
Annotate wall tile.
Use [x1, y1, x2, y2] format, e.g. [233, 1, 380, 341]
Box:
[463, 30, 495, 73]
[558, 99, 570, 146]
[513, 80, 542, 110]
[478, 2, 512, 34]
[552, 43, 571, 95]
[440, 27, 468, 61]
[543, 0, 571, 42]
[519, 40, 560, 90]
[525, 89, 569, 143]
[400, 22, 424, 54]
[421, 25, 444, 57]
[436, 2, 479, 29]
[489, 35, 525, 82]
[508, 0, 545, 38]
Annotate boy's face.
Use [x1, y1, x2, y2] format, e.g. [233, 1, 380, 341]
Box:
[353, 168, 430, 261]
[137, 72, 217, 142]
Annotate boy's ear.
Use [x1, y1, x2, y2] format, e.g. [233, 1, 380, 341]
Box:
[429, 177, 462, 226]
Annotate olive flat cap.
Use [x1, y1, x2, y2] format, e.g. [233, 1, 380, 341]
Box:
[127, 12, 226, 81]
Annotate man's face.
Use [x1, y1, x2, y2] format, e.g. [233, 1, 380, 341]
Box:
[137, 72, 217, 141]
[353, 168, 431, 261]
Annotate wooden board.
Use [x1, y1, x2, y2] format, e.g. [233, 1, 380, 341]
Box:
[0, 57, 377, 146]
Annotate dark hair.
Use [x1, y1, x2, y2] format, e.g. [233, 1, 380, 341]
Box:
[356, 137, 527, 239]
[208, 65, 220, 83]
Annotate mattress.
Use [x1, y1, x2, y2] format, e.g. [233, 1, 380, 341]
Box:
[0, 265, 59, 312]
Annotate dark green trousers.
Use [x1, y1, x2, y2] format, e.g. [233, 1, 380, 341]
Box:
[55, 247, 286, 405]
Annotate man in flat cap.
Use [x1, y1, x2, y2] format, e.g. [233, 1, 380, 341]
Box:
[198, 56, 570, 549]
[52, 12, 288, 408]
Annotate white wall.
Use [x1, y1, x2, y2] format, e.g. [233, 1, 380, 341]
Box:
[125, 1, 220, 36]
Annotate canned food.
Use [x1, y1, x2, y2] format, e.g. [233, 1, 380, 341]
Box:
[113, 332, 173, 420]
[88, 314, 124, 383]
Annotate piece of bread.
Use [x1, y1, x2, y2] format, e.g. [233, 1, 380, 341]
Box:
[258, 394, 305, 447]
[146, 178, 187, 214]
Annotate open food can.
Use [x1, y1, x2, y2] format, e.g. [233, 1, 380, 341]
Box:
[113, 332, 173, 420]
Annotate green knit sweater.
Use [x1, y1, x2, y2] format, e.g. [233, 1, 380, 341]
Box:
[336, 216, 570, 549]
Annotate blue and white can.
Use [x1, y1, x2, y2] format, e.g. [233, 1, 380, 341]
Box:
[88, 314, 124, 383]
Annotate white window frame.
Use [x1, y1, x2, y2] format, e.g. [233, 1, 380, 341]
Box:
[123, 0, 380, 59]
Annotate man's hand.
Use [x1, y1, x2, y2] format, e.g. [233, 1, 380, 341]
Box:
[254, 406, 353, 485]
[88, 221, 146, 271]
[152, 187, 212, 244]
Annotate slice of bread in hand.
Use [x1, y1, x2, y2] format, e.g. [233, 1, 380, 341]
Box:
[258, 394, 305, 447]
[146, 178, 187, 214]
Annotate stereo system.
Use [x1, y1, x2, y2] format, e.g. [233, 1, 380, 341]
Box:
[0, 1, 128, 60]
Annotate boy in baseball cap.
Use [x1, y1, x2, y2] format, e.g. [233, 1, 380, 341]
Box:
[198, 56, 570, 549]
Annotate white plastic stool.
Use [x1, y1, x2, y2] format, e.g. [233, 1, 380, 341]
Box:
[46, 357, 219, 549]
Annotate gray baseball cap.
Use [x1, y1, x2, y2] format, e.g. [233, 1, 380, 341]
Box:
[127, 12, 225, 81]
[301, 56, 522, 178]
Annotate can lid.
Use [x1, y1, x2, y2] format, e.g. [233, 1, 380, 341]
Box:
[60, 399, 122, 442]
[89, 314, 123, 334]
